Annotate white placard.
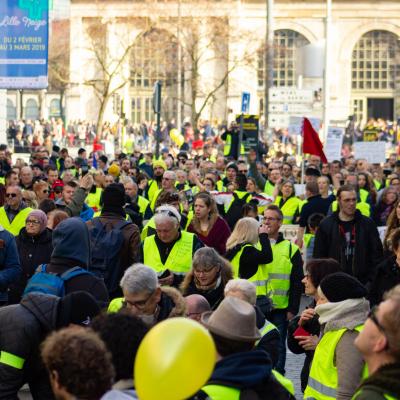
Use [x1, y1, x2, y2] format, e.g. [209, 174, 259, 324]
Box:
[324, 127, 344, 162]
[354, 142, 386, 164]
[279, 224, 299, 243]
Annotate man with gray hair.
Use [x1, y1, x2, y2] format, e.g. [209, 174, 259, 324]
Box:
[141, 205, 203, 286]
[225, 279, 280, 368]
[108, 263, 186, 326]
[150, 170, 177, 211]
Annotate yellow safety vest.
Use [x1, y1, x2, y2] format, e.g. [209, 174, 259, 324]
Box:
[0, 177, 5, 185]
[264, 240, 296, 310]
[304, 233, 314, 248]
[230, 244, 272, 297]
[224, 190, 251, 214]
[305, 325, 365, 400]
[331, 200, 370, 217]
[86, 187, 103, 211]
[137, 195, 150, 217]
[141, 217, 156, 241]
[0, 207, 32, 236]
[216, 180, 225, 192]
[264, 181, 275, 196]
[274, 196, 301, 225]
[223, 135, 244, 157]
[147, 179, 160, 203]
[359, 188, 369, 204]
[143, 231, 194, 275]
[256, 319, 279, 345]
[150, 188, 163, 211]
[202, 370, 294, 399]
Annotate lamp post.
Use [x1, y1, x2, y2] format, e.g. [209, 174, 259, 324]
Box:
[264, 0, 274, 142]
[323, 0, 332, 142]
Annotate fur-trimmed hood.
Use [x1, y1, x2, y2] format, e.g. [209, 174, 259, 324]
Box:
[158, 286, 186, 321]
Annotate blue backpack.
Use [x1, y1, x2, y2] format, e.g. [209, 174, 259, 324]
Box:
[88, 218, 131, 293]
[23, 264, 91, 297]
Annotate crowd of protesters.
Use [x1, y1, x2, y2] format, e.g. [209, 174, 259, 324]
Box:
[0, 122, 399, 400]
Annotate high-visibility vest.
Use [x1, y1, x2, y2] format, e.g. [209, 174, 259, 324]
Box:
[143, 231, 194, 275]
[0, 350, 25, 369]
[264, 240, 296, 310]
[224, 191, 251, 214]
[359, 188, 369, 203]
[274, 196, 301, 225]
[223, 135, 244, 157]
[86, 187, 103, 211]
[230, 244, 272, 297]
[256, 319, 279, 345]
[141, 217, 156, 241]
[216, 180, 225, 192]
[304, 233, 314, 248]
[304, 325, 365, 400]
[150, 188, 163, 211]
[137, 195, 150, 217]
[147, 179, 159, 202]
[202, 370, 295, 399]
[331, 200, 370, 217]
[0, 207, 32, 236]
[264, 180, 275, 196]
[175, 182, 191, 192]
[108, 297, 124, 313]
[0, 177, 5, 185]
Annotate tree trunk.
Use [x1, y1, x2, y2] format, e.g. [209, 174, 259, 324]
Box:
[96, 95, 108, 136]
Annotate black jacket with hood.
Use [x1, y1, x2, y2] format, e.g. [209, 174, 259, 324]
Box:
[190, 349, 295, 400]
[313, 210, 383, 288]
[0, 293, 60, 399]
[45, 217, 109, 307]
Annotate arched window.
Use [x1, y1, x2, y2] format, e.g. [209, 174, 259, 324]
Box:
[49, 98, 61, 118]
[6, 99, 16, 120]
[352, 30, 400, 91]
[130, 28, 179, 124]
[258, 29, 310, 88]
[25, 98, 39, 120]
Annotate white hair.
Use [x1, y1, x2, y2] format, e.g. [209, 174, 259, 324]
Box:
[154, 204, 181, 226]
[120, 263, 158, 294]
[119, 175, 134, 185]
[224, 279, 257, 306]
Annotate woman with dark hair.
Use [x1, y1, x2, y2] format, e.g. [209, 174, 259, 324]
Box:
[383, 200, 400, 253]
[187, 192, 231, 255]
[373, 187, 398, 226]
[287, 258, 341, 392]
[369, 227, 400, 306]
[357, 172, 377, 205]
[180, 247, 233, 309]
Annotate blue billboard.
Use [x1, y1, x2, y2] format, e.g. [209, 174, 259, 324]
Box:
[0, 0, 49, 89]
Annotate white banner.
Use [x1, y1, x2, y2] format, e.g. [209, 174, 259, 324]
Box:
[354, 142, 386, 164]
[324, 127, 344, 162]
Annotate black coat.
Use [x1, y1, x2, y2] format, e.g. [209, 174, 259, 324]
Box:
[313, 210, 383, 288]
[0, 293, 59, 399]
[9, 228, 53, 303]
[369, 256, 400, 306]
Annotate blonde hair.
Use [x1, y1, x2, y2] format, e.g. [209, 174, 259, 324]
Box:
[226, 217, 259, 250]
[22, 190, 38, 209]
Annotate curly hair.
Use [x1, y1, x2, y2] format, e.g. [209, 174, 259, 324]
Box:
[91, 313, 148, 381]
[41, 326, 114, 400]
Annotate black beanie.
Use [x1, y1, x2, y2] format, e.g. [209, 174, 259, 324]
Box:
[319, 272, 367, 303]
[101, 183, 126, 210]
[57, 291, 101, 328]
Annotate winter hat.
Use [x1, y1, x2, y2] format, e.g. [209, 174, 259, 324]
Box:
[226, 162, 239, 173]
[57, 291, 101, 328]
[319, 272, 367, 303]
[101, 183, 126, 217]
[108, 163, 120, 177]
[153, 159, 167, 171]
[27, 209, 47, 233]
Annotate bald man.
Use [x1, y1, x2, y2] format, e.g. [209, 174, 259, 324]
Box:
[185, 294, 211, 322]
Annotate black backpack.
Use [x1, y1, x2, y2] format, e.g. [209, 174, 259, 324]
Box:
[225, 192, 251, 230]
[88, 218, 130, 293]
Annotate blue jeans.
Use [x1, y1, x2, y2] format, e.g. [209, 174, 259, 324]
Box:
[269, 309, 288, 375]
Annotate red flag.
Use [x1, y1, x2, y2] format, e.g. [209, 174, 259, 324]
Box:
[302, 117, 327, 163]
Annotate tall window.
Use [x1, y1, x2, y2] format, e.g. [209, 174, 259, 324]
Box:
[130, 28, 179, 123]
[258, 29, 310, 88]
[352, 30, 400, 91]
[7, 99, 16, 120]
[25, 99, 39, 120]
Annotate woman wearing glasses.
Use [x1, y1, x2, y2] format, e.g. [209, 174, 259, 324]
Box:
[33, 180, 50, 203]
[304, 272, 369, 400]
[9, 210, 53, 303]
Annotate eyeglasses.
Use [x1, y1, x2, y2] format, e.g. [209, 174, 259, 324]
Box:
[368, 306, 387, 334]
[122, 291, 154, 309]
[264, 217, 280, 222]
[26, 219, 40, 225]
[6, 193, 17, 198]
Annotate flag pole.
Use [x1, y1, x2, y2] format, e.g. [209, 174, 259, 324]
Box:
[300, 117, 305, 185]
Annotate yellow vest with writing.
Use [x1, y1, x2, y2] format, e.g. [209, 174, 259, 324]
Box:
[305, 325, 365, 400]
[0, 207, 33, 236]
[143, 231, 194, 275]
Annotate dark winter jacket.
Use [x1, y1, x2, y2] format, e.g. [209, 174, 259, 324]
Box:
[313, 210, 383, 288]
[353, 363, 400, 400]
[369, 255, 400, 306]
[157, 287, 186, 322]
[255, 306, 281, 368]
[190, 349, 295, 400]
[10, 228, 53, 303]
[0, 228, 21, 302]
[46, 218, 109, 306]
[0, 293, 60, 399]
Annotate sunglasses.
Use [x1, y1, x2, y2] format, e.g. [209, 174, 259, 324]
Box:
[368, 306, 386, 334]
[156, 209, 179, 221]
[6, 193, 17, 198]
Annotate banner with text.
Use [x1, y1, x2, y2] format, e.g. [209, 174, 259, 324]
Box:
[325, 127, 344, 162]
[354, 141, 386, 164]
[0, 0, 49, 89]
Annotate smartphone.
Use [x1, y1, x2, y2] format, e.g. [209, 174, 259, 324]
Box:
[293, 326, 311, 337]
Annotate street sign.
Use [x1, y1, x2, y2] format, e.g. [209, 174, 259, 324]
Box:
[269, 88, 314, 104]
[241, 92, 250, 114]
[235, 114, 259, 153]
[0, 0, 49, 89]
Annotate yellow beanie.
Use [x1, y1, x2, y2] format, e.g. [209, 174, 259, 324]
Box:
[108, 164, 121, 177]
[153, 159, 167, 171]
